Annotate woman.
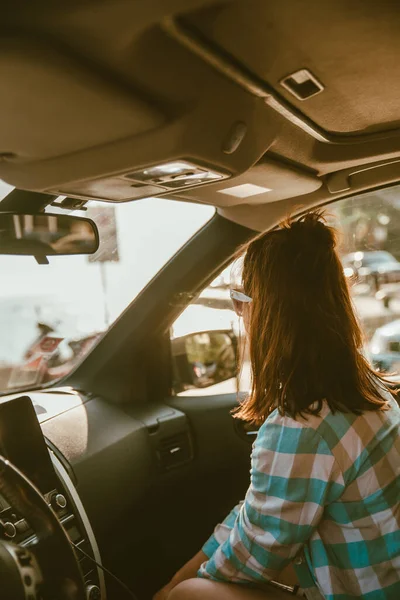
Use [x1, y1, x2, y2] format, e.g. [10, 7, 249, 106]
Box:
[154, 211, 400, 600]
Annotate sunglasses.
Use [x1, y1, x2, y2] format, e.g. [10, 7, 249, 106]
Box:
[230, 289, 253, 316]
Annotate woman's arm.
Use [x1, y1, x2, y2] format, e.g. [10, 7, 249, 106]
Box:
[198, 414, 344, 585]
[202, 502, 244, 558]
[153, 502, 244, 599]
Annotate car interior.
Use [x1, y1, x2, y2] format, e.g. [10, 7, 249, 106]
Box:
[1, 1, 400, 599]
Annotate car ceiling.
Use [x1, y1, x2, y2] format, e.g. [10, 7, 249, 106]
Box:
[1, 0, 400, 230]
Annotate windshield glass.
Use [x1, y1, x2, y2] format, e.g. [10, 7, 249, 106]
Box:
[0, 183, 214, 393]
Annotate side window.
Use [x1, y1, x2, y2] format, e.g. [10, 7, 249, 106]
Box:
[332, 188, 400, 376]
[170, 185, 400, 397]
[171, 264, 244, 397]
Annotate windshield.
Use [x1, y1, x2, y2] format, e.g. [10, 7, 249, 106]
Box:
[0, 183, 214, 393]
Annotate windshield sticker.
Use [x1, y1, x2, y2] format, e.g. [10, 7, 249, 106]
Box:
[28, 336, 64, 357]
[8, 355, 46, 389]
[7, 337, 64, 389]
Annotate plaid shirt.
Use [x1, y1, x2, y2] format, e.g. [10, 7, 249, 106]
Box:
[199, 391, 400, 599]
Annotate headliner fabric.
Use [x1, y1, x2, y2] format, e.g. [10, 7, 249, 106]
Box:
[186, 0, 400, 134]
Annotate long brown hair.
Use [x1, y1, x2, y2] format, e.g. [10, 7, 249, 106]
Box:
[235, 210, 392, 423]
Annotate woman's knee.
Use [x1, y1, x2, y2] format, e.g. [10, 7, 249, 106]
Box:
[168, 578, 219, 600]
[168, 578, 276, 600]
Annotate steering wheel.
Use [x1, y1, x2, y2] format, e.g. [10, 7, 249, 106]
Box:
[0, 455, 86, 600]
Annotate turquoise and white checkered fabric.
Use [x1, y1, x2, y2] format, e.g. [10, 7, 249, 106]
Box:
[199, 391, 400, 599]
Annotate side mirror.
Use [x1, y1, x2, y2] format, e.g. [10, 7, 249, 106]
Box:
[0, 212, 99, 257]
[171, 329, 238, 394]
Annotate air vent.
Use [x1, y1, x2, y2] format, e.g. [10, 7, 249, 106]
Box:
[157, 432, 193, 471]
[280, 69, 324, 101]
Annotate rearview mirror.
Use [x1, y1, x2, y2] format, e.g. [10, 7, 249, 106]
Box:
[171, 329, 238, 394]
[0, 212, 99, 257]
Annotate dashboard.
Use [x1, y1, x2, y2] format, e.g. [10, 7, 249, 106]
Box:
[0, 388, 200, 599]
[35, 389, 195, 535]
[0, 383, 252, 600]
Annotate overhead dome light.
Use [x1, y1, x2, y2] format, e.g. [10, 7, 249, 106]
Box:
[125, 161, 223, 187]
[217, 183, 272, 198]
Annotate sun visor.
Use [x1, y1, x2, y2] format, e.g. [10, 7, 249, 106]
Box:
[0, 36, 281, 202]
[0, 37, 164, 161]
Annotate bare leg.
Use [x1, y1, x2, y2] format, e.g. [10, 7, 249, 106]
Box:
[169, 578, 296, 600]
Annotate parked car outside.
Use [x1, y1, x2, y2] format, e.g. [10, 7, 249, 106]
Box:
[342, 250, 400, 290]
[369, 318, 400, 373]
